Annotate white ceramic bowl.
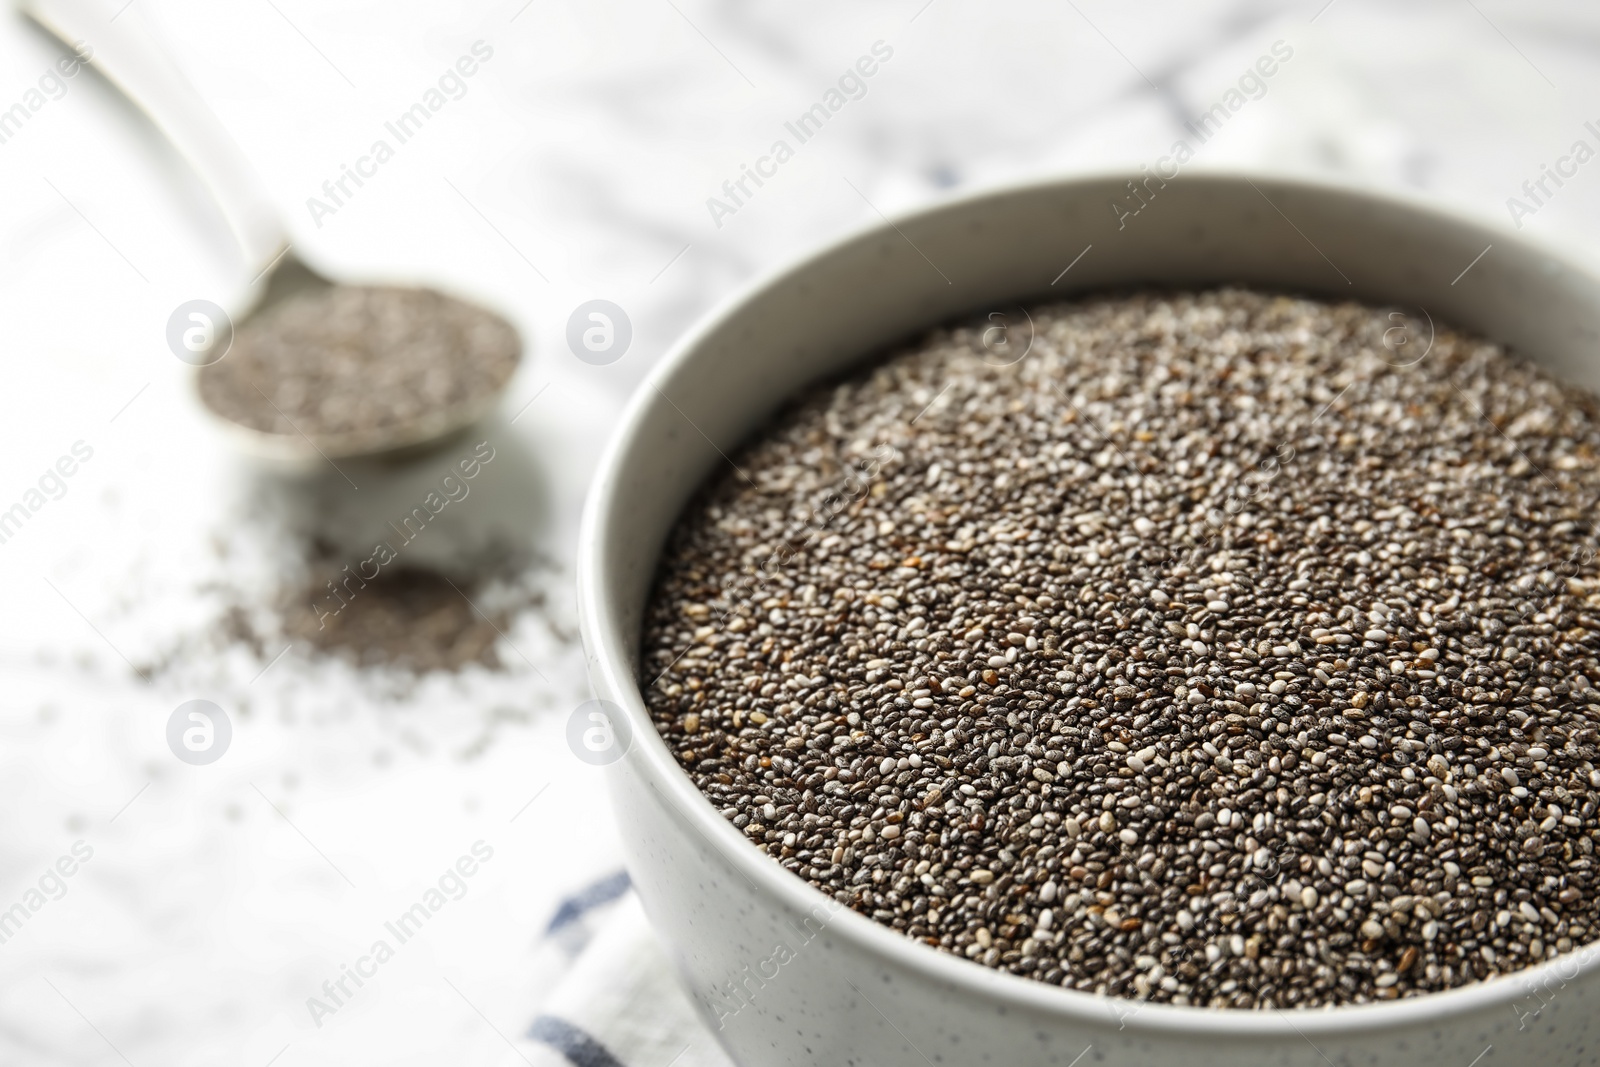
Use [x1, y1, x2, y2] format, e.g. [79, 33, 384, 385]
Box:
[577, 171, 1600, 1066]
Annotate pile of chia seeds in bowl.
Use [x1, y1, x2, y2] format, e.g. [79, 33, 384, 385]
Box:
[639, 288, 1600, 1009]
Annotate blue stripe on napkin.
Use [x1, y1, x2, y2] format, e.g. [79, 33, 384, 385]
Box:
[528, 1014, 628, 1067]
[544, 870, 632, 936]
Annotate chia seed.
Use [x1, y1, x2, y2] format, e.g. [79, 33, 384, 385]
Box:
[280, 565, 509, 673]
[198, 285, 520, 442]
[640, 288, 1600, 1009]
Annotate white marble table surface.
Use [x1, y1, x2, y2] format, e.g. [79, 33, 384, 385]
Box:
[2, 1, 1599, 1064]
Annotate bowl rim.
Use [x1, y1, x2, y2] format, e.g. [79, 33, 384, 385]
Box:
[577, 165, 1600, 1039]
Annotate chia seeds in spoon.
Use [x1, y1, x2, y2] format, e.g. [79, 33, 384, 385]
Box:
[639, 288, 1600, 1010]
[198, 285, 519, 443]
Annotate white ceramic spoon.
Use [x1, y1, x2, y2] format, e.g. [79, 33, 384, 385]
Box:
[22, 0, 523, 463]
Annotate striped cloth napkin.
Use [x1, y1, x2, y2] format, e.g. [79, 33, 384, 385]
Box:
[523, 872, 736, 1067]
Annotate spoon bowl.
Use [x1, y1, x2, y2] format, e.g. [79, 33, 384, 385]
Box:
[194, 255, 521, 465]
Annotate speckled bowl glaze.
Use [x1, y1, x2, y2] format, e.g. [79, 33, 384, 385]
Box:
[577, 172, 1600, 1066]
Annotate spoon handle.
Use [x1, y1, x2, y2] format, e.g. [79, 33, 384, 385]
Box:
[21, 0, 288, 272]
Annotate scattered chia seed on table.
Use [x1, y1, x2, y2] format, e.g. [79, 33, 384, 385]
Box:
[281, 565, 508, 673]
[639, 288, 1600, 1009]
[198, 286, 519, 441]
